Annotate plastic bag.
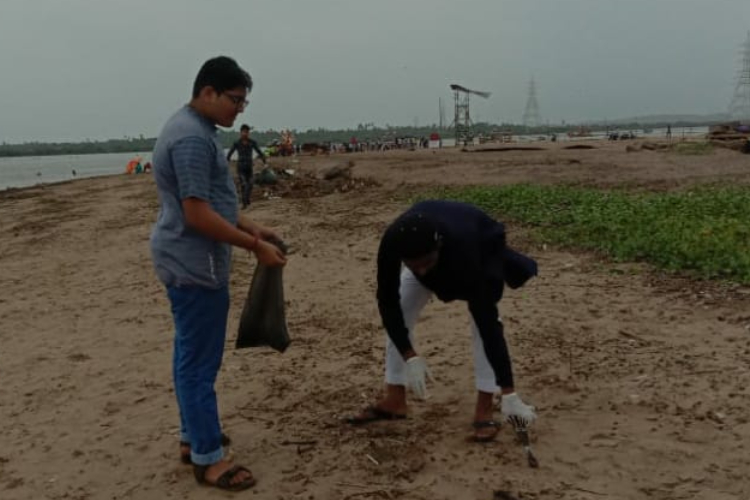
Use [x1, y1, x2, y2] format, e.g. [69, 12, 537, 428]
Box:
[255, 167, 278, 185]
[236, 239, 290, 352]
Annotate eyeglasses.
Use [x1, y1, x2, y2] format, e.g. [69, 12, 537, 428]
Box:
[223, 93, 248, 108]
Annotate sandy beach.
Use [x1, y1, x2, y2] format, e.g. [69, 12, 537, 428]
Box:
[1, 142, 749, 500]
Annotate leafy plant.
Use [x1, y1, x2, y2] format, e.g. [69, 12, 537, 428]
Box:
[672, 142, 713, 155]
[421, 184, 750, 283]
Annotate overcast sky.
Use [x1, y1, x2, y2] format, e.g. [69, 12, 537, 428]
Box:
[1, 0, 748, 143]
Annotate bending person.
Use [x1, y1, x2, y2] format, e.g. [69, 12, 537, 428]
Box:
[348, 200, 537, 442]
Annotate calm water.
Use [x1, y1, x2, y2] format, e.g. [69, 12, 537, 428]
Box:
[0, 151, 152, 190]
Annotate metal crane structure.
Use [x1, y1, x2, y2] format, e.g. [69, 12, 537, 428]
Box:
[729, 31, 750, 121]
[450, 84, 491, 145]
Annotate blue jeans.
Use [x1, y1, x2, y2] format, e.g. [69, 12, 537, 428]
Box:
[167, 285, 229, 466]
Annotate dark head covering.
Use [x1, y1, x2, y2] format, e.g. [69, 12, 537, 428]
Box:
[501, 247, 538, 289]
[392, 212, 440, 259]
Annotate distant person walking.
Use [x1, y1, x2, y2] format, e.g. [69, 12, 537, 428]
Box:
[666, 124, 672, 140]
[227, 124, 266, 209]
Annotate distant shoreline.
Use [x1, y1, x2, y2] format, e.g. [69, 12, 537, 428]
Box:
[0, 119, 729, 159]
[0, 148, 150, 159]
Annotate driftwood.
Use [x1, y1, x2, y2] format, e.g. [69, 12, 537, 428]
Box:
[708, 133, 750, 141]
[322, 160, 355, 180]
[462, 146, 545, 153]
[711, 139, 749, 152]
[641, 142, 671, 151]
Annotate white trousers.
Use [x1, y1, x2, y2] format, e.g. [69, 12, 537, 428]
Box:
[385, 268, 500, 394]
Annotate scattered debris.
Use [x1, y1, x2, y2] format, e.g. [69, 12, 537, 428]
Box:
[641, 142, 671, 151]
[509, 416, 539, 468]
[463, 146, 546, 153]
[708, 122, 750, 141]
[257, 165, 379, 200]
[710, 138, 749, 152]
[707, 122, 750, 152]
[493, 491, 520, 500]
[322, 160, 355, 180]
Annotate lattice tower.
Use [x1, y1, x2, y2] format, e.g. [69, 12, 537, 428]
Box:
[449, 84, 491, 146]
[522, 77, 542, 128]
[729, 31, 750, 120]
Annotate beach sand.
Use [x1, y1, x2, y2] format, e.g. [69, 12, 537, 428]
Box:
[1, 142, 749, 499]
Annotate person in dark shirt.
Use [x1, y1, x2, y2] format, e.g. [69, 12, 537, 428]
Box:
[347, 200, 538, 442]
[226, 124, 267, 209]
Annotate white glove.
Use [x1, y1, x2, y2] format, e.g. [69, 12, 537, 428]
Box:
[501, 392, 536, 426]
[405, 356, 433, 400]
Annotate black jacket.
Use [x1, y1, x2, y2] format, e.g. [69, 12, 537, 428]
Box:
[377, 200, 537, 387]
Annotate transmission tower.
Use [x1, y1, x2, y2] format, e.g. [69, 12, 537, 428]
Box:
[522, 77, 542, 128]
[450, 84, 491, 145]
[438, 97, 446, 130]
[729, 31, 750, 121]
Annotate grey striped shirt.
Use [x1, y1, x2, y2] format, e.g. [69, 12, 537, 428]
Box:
[150, 106, 238, 289]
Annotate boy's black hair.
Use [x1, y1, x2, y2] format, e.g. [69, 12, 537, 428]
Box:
[240, 124, 251, 132]
[392, 212, 440, 259]
[192, 56, 253, 98]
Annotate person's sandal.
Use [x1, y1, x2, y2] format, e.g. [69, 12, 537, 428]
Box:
[344, 406, 407, 425]
[193, 463, 256, 491]
[180, 433, 232, 464]
[472, 420, 500, 442]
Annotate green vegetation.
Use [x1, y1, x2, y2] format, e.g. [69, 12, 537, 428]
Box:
[0, 137, 156, 157]
[424, 184, 750, 283]
[672, 141, 714, 155]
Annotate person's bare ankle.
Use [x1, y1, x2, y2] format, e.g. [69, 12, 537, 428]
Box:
[475, 391, 495, 422]
[373, 386, 405, 414]
[375, 398, 404, 414]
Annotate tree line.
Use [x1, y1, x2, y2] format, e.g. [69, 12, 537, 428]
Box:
[0, 120, 721, 158]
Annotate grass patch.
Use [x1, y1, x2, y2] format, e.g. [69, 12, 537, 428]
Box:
[422, 184, 750, 283]
[672, 141, 713, 155]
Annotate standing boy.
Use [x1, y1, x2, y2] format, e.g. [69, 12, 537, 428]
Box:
[150, 56, 286, 491]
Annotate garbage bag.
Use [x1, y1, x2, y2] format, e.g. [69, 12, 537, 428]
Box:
[236, 239, 290, 352]
[255, 167, 278, 185]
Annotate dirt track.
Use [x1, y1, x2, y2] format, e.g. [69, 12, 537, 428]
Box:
[1, 142, 749, 499]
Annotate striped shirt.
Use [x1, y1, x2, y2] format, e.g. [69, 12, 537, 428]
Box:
[227, 138, 265, 173]
[150, 105, 238, 289]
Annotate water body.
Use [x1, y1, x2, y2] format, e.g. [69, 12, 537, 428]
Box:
[0, 151, 153, 190]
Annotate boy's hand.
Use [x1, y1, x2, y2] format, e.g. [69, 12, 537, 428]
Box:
[257, 225, 281, 242]
[253, 239, 286, 266]
[238, 215, 281, 242]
